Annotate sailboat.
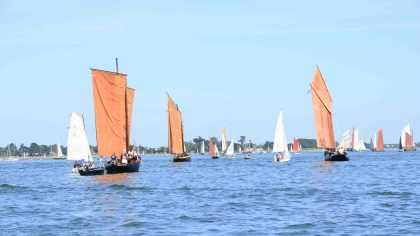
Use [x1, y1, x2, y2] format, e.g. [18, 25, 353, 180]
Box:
[221, 128, 227, 155]
[209, 138, 219, 159]
[309, 66, 348, 161]
[291, 137, 301, 154]
[371, 129, 384, 152]
[226, 139, 235, 157]
[67, 112, 103, 175]
[91, 60, 140, 174]
[168, 94, 191, 162]
[338, 130, 351, 150]
[399, 124, 416, 152]
[53, 139, 65, 159]
[358, 140, 367, 151]
[351, 128, 361, 152]
[200, 141, 205, 154]
[273, 111, 291, 162]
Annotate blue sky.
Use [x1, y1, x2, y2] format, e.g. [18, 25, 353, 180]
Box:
[0, 0, 419, 147]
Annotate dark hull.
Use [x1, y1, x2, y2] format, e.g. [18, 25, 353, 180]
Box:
[211, 156, 219, 159]
[399, 148, 416, 152]
[371, 149, 384, 152]
[78, 167, 105, 176]
[173, 155, 191, 162]
[106, 162, 140, 174]
[324, 151, 349, 161]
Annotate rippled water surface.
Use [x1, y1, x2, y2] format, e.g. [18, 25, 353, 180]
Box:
[1, 151, 419, 235]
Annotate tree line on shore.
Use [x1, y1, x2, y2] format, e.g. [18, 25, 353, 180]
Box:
[0, 137, 410, 157]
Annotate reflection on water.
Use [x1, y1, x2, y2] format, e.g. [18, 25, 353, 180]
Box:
[95, 173, 131, 185]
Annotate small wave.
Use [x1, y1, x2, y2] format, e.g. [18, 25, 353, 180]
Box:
[369, 191, 413, 196]
[0, 183, 28, 191]
[122, 221, 146, 227]
[286, 222, 315, 229]
[109, 184, 151, 191]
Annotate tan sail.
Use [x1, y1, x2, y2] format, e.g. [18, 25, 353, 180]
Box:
[310, 66, 336, 148]
[126, 87, 135, 151]
[168, 96, 185, 154]
[92, 69, 132, 159]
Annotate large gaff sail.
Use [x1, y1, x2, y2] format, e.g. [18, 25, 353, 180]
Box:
[92, 69, 129, 159]
[352, 128, 360, 151]
[310, 66, 335, 148]
[168, 96, 185, 154]
[126, 87, 135, 151]
[401, 124, 413, 149]
[209, 138, 215, 156]
[67, 112, 92, 161]
[377, 129, 384, 150]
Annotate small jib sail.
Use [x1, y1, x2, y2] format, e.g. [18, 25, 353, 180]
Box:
[168, 95, 185, 155]
[226, 139, 235, 156]
[358, 140, 367, 151]
[57, 139, 63, 157]
[310, 66, 336, 149]
[221, 128, 227, 154]
[67, 112, 92, 161]
[400, 124, 415, 151]
[371, 129, 384, 151]
[91, 68, 135, 161]
[214, 144, 219, 155]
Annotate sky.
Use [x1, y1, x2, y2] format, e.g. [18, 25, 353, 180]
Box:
[0, 0, 419, 147]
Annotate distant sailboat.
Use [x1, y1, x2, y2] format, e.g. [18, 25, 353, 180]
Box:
[399, 124, 416, 152]
[209, 138, 219, 159]
[358, 140, 367, 151]
[351, 128, 361, 152]
[91, 59, 140, 174]
[221, 128, 227, 155]
[226, 139, 235, 157]
[273, 112, 291, 162]
[371, 129, 384, 152]
[309, 66, 348, 161]
[67, 112, 92, 162]
[53, 139, 65, 160]
[338, 130, 351, 150]
[291, 137, 301, 154]
[200, 141, 205, 154]
[168, 94, 191, 162]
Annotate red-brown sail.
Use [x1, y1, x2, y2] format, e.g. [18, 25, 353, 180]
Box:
[292, 137, 299, 152]
[168, 96, 184, 154]
[310, 66, 336, 148]
[92, 69, 128, 159]
[126, 87, 135, 151]
[209, 138, 215, 156]
[405, 132, 413, 149]
[377, 129, 384, 151]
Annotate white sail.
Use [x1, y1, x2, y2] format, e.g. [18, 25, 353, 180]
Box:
[214, 144, 219, 154]
[352, 128, 360, 151]
[359, 140, 366, 151]
[226, 139, 235, 156]
[57, 139, 63, 157]
[273, 112, 288, 153]
[401, 124, 411, 148]
[67, 112, 92, 161]
[338, 130, 351, 149]
[372, 133, 377, 149]
[200, 141, 205, 154]
[238, 146, 242, 153]
[221, 128, 227, 153]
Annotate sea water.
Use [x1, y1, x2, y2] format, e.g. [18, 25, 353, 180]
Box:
[0, 151, 419, 235]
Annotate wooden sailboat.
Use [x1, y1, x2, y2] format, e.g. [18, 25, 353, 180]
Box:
[309, 66, 348, 161]
[273, 111, 291, 162]
[91, 59, 140, 174]
[209, 138, 219, 159]
[399, 124, 416, 152]
[371, 129, 384, 152]
[168, 94, 191, 162]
